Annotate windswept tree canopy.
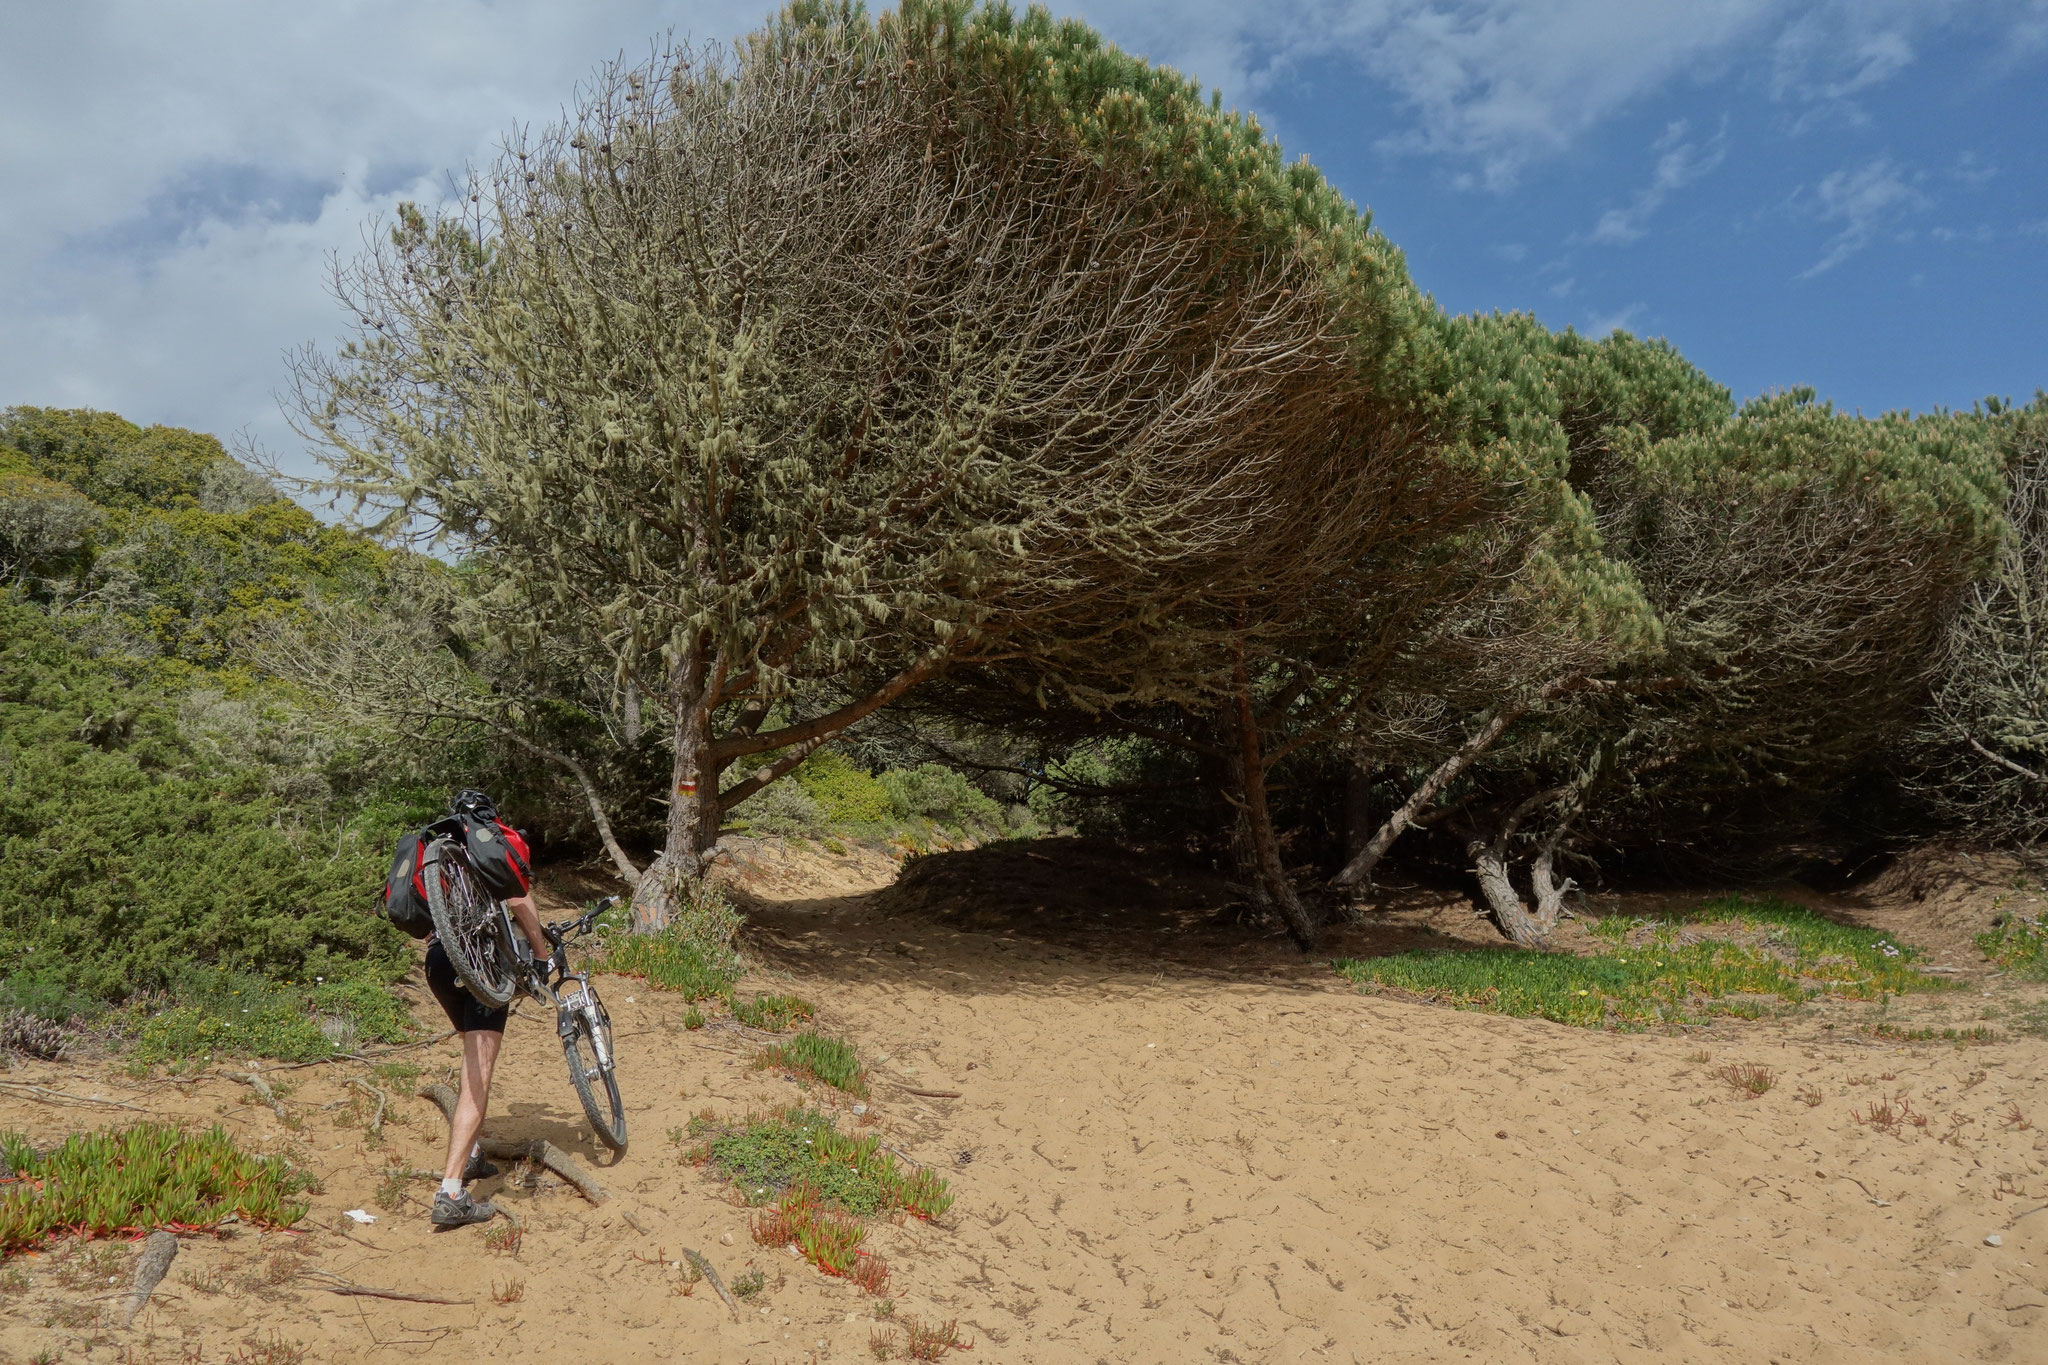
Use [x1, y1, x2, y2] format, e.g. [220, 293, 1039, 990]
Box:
[290, 1, 1468, 925]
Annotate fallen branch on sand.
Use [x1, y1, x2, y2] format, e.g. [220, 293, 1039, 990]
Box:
[683, 1247, 739, 1319]
[236, 1072, 288, 1121]
[416, 1083, 608, 1204]
[303, 1268, 470, 1305]
[0, 1081, 145, 1112]
[117, 1230, 177, 1328]
[897, 1087, 963, 1099]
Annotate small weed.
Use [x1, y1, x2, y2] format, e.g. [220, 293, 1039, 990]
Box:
[871, 1328, 900, 1360]
[483, 1223, 523, 1257]
[1688, 1050, 1712, 1064]
[900, 1316, 973, 1359]
[45, 1300, 98, 1328]
[1853, 1092, 1916, 1135]
[227, 1334, 307, 1365]
[180, 1264, 230, 1295]
[368, 1061, 422, 1090]
[732, 1269, 767, 1300]
[241, 1252, 298, 1290]
[1963, 1069, 1988, 1090]
[850, 1251, 892, 1295]
[760, 1031, 868, 1096]
[2002, 1104, 2032, 1131]
[1716, 1062, 1775, 1096]
[52, 1242, 127, 1289]
[1863, 1023, 1998, 1045]
[0, 1263, 28, 1293]
[1941, 1112, 1974, 1145]
[872, 1297, 897, 1318]
[31, 1351, 59, 1365]
[492, 1277, 525, 1304]
[372, 1170, 410, 1212]
[682, 1007, 706, 1031]
[1976, 912, 2048, 979]
[1796, 1084, 1824, 1108]
[732, 993, 816, 1032]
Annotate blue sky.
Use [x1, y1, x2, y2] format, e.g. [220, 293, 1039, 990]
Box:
[2, 1, 2042, 478]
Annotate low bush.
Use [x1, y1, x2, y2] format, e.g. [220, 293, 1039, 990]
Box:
[131, 967, 415, 1068]
[600, 880, 744, 1001]
[684, 1107, 953, 1219]
[794, 751, 895, 828]
[0, 1123, 312, 1252]
[731, 992, 815, 1031]
[1337, 896, 1951, 1029]
[1978, 910, 2048, 979]
[878, 764, 1006, 838]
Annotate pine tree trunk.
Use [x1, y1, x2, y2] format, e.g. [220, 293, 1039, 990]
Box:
[631, 642, 725, 934]
[1227, 667, 1318, 952]
[1466, 837, 1551, 948]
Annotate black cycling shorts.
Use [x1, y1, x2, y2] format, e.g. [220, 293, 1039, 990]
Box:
[424, 939, 509, 1034]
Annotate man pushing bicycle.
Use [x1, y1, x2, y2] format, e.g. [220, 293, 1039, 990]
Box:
[381, 788, 627, 1228]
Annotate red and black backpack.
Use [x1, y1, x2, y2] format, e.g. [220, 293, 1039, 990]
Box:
[457, 813, 533, 899]
[380, 828, 435, 939]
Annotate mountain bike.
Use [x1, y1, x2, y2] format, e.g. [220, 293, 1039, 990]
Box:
[420, 836, 627, 1151]
[526, 899, 628, 1153]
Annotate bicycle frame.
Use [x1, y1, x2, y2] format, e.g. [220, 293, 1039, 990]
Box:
[520, 909, 616, 1072]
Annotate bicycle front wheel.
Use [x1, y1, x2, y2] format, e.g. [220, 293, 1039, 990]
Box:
[562, 1007, 627, 1152]
[423, 837, 520, 1008]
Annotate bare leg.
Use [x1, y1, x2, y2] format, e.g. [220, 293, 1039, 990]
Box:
[442, 1028, 504, 1185]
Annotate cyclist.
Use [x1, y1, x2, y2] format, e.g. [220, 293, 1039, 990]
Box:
[426, 789, 552, 1229]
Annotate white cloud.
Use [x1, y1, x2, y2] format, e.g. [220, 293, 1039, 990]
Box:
[1799, 155, 1928, 276]
[1066, 1, 1782, 190]
[1584, 118, 1729, 245]
[1586, 303, 1648, 336]
[0, 0, 764, 476]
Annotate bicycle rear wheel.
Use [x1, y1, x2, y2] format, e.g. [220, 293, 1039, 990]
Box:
[562, 1002, 626, 1152]
[423, 837, 520, 1008]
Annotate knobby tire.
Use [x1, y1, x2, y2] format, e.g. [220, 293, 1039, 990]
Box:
[422, 837, 519, 1008]
[563, 1012, 627, 1152]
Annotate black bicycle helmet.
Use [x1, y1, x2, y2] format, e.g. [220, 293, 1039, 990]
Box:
[451, 788, 499, 821]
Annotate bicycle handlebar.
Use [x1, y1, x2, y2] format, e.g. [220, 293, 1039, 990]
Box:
[542, 895, 621, 946]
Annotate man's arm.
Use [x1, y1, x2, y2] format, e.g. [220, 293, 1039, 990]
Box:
[504, 894, 551, 960]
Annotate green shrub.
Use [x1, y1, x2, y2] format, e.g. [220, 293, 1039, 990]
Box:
[0, 1123, 312, 1252]
[759, 1030, 867, 1095]
[879, 764, 1006, 836]
[792, 750, 894, 828]
[0, 602, 412, 1005]
[730, 776, 828, 838]
[132, 968, 414, 1068]
[1978, 910, 2048, 979]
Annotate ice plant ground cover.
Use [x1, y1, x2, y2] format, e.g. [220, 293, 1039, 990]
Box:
[1337, 895, 1953, 1028]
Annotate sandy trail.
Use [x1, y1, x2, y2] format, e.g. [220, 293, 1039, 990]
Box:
[2, 841, 2045, 1364]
